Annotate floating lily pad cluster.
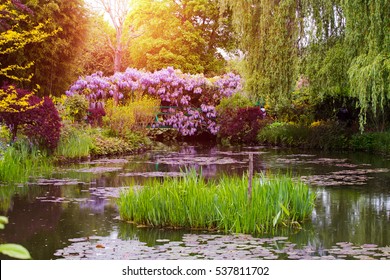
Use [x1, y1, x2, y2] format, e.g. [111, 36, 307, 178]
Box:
[301, 168, 389, 186]
[55, 234, 390, 260]
[156, 156, 244, 165]
[275, 154, 390, 186]
[35, 178, 83, 186]
[119, 172, 185, 178]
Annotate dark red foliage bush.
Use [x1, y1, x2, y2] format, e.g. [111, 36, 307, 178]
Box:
[0, 85, 61, 152]
[87, 102, 106, 126]
[217, 107, 267, 144]
[24, 96, 61, 152]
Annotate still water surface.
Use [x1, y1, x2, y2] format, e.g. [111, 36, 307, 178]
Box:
[1, 145, 389, 259]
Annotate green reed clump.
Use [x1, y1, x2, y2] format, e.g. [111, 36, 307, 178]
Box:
[55, 126, 93, 159]
[118, 170, 316, 234]
[0, 141, 53, 183]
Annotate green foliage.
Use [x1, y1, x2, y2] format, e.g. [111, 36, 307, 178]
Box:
[55, 121, 152, 159]
[348, 52, 390, 130]
[55, 122, 92, 159]
[350, 131, 390, 154]
[17, 0, 88, 96]
[306, 121, 349, 150]
[221, 0, 299, 106]
[89, 128, 150, 157]
[302, 40, 350, 100]
[103, 97, 159, 137]
[147, 128, 179, 143]
[0, 0, 58, 83]
[216, 93, 253, 114]
[0, 243, 31, 259]
[257, 122, 309, 147]
[223, 0, 389, 131]
[0, 216, 31, 259]
[343, 0, 389, 130]
[0, 139, 52, 183]
[257, 121, 349, 150]
[104, 100, 135, 137]
[118, 169, 315, 234]
[0, 125, 10, 149]
[128, 0, 233, 75]
[273, 85, 318, 125]
[64, 94, 89, 123]
[75, 14, 115, 76]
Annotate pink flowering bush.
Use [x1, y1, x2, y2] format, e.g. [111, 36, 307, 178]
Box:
[66, 67, 241, 136]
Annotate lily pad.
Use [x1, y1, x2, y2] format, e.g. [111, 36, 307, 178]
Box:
[156, 156, 244, 166]
[119, 172, 185, 178]
[78, 167, 123, 174]
[35, 178, 82, 186]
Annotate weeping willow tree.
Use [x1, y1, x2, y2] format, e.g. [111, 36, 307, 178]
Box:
[300, 0, 348, 95]
[220, 0, 301, 108]
[344, 0, 389, 130]
[222, 0, 389, 130]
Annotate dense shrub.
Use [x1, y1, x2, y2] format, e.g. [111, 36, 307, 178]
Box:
[87, 102, 106, 126]
[216, 93, 254, 114]
[103, 100, 135, 137]
[103, 97, 159, 137]
[0, 86, 35, 141]
[129, 97, 160, 135]
[64, 94, 89, 123]
[268, 86, 317, 125]
[350, 131, 390, 154]
[0, 86, 61, 152]
[218, 107, 267, 144]
[257, 121, 349, 150]
[89, 130, 150, 156]
[257, 122, 309, 146]
[306, 121, 349, 150]
[23, 96, 62, 152]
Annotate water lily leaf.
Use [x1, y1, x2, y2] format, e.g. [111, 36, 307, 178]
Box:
[0, 244, 31, 259]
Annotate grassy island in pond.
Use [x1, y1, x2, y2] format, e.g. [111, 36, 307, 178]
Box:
[118, 171, 316, 234]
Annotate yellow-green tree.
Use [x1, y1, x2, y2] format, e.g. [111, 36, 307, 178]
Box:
[128, 0, 233, 75]
[0, 0, 56, 112]
[0, 0, 56, 82]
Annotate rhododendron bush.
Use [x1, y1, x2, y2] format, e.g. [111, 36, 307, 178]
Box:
[66, 67, 241, 136]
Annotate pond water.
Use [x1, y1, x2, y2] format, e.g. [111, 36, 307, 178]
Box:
[1, 145, 390, 260]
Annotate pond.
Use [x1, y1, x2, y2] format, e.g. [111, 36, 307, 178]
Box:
[1, 145, 390, 260]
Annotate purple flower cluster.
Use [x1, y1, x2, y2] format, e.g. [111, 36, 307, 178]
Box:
[66, 71, 115, 102]
[66, 67, 242, 136]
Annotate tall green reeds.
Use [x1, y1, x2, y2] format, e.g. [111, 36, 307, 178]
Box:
[55, 128, 92, 159]
[118, 170, 316, 234]
[0, 142, 52, 183]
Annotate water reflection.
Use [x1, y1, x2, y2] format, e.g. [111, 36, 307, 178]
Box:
[311, 187, 390, 247]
